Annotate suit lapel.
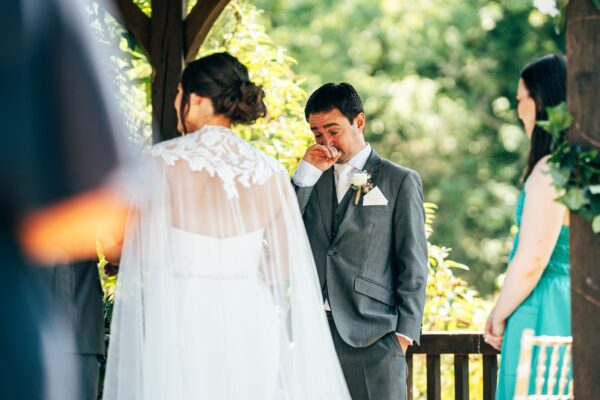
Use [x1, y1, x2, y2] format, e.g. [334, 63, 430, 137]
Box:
[315, 167, 334, 241]
[332, 149, 383, 246]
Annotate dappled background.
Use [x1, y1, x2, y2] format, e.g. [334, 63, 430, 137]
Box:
[94, 0, 565, 296]
[252, 0, 565, 295]
[89, 1, 565, 397]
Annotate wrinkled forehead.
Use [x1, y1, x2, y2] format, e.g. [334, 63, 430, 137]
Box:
[308, 109, 349, 131]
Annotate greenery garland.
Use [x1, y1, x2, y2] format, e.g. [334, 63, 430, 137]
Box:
[539, 103, 600, 232]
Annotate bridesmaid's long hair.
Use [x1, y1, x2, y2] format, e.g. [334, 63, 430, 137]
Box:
[520, 54, 567, 181]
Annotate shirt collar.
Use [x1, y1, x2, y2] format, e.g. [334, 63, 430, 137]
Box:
[334, 143, 371, 172]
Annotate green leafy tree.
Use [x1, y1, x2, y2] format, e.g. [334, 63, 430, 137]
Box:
[253, 0, 565, 294]
[198, 0, 313, 173]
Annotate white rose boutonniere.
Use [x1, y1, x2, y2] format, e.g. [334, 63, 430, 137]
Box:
[350, 171, 373, 205]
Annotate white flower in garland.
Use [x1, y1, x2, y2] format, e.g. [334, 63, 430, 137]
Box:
[533, 0, 560, 17]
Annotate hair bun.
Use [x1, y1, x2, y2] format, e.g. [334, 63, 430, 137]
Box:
[180, 52, 268, 127]
[221, 81, 266, 125]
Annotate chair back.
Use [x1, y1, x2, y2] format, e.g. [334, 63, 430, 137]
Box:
[514, 328, 573, 399]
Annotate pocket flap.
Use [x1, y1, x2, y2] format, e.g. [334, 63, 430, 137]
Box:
[354, 276, 395, 306]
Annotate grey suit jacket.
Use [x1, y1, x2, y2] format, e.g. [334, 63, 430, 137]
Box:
[36, 260, 105, 355]
[295, 149, 428, 347]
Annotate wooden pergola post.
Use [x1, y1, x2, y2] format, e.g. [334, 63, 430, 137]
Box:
[109, 0, 230, 142]
[566, 0, 600, 397]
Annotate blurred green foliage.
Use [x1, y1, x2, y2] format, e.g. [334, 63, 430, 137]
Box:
[198, 1, 313, 173]
[252, 0, 565, 294]
[89, 1, 569, 397]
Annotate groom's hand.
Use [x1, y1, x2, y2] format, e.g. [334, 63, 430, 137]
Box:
[397, 335, 410, 355]
[302, 144, 340, 171]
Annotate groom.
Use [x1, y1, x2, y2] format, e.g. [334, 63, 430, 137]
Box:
[293, 83, 428, 399]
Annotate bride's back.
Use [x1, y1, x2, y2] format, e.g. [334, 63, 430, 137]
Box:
[150, 125, 288, 238]
[104, 53, 351, 400]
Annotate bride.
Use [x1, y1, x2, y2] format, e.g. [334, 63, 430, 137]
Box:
[102, 52, 350, 399]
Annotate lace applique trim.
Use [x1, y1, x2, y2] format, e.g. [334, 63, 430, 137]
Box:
[149, 125, 285, 198]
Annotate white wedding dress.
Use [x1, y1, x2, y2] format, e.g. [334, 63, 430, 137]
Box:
[103, 125, 350, 400]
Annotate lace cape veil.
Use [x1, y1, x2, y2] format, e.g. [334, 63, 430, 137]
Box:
[103, 125, 350, 399]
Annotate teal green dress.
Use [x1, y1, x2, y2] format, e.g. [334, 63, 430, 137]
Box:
[496, 189, 571, 399]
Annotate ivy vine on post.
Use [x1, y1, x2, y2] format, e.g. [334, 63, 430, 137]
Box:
[539, 102, 600, 232]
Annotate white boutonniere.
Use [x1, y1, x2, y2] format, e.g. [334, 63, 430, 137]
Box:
[350, 171, 373, 205]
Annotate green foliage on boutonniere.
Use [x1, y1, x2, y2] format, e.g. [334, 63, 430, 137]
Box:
[539, 102, 600, 233]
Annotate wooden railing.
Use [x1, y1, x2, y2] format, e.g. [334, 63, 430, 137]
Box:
[407, 332, 500, 400]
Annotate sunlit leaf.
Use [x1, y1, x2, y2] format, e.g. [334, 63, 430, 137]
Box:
[557, 188, 589, 211]
[593, 215, 600, 233]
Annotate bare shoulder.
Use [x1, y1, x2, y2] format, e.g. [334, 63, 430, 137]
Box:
[526, 155, 557, 197]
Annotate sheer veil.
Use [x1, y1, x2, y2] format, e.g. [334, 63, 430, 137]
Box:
[103, 125, 350, 399]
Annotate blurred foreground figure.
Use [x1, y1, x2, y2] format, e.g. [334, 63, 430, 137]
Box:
[0, 0, 130, 398]
[37, 259, 107, 400]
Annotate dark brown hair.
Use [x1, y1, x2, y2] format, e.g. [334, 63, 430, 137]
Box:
[179, 52, 266, 133]
[304, 82, 364, 123]
[520, 54, 566, 181]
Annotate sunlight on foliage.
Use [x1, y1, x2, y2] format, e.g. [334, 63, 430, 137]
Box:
[198, 0, 313, 173]
[255, 0, 564, 295]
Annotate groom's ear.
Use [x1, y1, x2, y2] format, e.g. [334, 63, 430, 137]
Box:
[354, 112, 366, 133]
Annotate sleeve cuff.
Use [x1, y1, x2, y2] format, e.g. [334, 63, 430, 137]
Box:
[292, 160, 322, 187]
[396, 316, 423, 345]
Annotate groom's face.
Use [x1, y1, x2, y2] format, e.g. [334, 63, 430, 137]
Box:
[308, 108, 366, 164]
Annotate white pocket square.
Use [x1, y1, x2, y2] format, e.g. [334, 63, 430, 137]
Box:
[363, 186, 388, 206]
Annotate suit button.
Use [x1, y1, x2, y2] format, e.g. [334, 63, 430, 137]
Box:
[327, 249, 336, 256]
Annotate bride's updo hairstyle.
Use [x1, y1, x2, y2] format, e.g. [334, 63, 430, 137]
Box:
[179, 52, 266, 133]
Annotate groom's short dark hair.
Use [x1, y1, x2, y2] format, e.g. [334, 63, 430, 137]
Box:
[304, 83, 364, 123]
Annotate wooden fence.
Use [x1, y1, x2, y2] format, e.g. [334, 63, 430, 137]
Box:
[407, 332, 500, 400]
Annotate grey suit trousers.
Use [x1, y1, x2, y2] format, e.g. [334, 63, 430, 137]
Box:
[328, 313, 407, 400]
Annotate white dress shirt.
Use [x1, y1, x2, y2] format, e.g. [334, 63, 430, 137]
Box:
[292, 144, 413, 345]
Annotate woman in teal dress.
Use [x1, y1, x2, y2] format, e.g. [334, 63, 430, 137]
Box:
[484, 54, 571, 399]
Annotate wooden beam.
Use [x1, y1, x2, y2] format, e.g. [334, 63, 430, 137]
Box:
[184, 0, 231, 63]
[426, 355, 441, 400]
[106, 0, 151, 59]
[454, 355, 469, 400]
[567, 1, 600, 398]
[407, 353, 413, 400]
[408, 332, 499, 355]
[482, 355, 497, 400]
[150, 0, 184, 142]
